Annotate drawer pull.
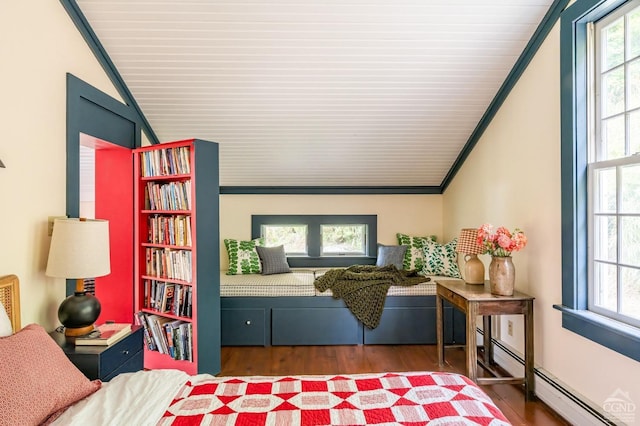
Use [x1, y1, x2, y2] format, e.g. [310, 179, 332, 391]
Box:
[122, 350, 129, 355]
[245, 320, 251, 325]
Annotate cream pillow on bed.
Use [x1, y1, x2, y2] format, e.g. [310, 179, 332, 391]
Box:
[0, 300, 12, 337]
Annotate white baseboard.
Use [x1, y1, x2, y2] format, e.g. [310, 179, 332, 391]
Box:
[477, 330, 616, 425]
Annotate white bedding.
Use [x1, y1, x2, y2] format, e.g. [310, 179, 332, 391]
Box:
[51, 369, 189, 426]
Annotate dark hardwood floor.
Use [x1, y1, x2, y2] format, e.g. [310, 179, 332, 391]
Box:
[220, 344, 571, 426]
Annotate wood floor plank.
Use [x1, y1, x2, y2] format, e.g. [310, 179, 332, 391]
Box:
[220, 344, 571, 425]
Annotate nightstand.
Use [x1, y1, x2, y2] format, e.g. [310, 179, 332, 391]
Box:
[49, 325, 144, 381]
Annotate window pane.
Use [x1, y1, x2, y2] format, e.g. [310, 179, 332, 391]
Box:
[601, 115, 626, 160]
[628, 7, 640, 59]
[620, 266, 640, 319]
[594, 215, 618, 262]
[594, 167, 617, 212]
[629, 59, 640, 110]
[602, 67, 626, 117]
[630, 110, 640, 154]
[593, 262, 618, 311]
[621, 163, 640, 212]
[620, 217, 640, 266]
[603, 17, 625, 70]
[321, 224, 366, 255]
[262, 225, 307, 254]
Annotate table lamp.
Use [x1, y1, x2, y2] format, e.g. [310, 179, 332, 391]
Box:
[46, 218, 110, 336]
[456, 228, 485, 284]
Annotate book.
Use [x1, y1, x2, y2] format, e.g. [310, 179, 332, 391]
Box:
[75, 323, 132, 346]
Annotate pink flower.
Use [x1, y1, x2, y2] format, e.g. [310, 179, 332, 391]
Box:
[477, 224, 527, 257]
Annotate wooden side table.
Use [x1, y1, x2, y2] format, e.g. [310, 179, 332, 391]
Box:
[49, 325, 144, 381]
[435, 279, 535, 400]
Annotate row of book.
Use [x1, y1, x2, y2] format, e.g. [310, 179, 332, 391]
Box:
[145, 247, 193, 282]
[144, 280, 192, 318]
[136, 312, 192, 361]
[140, 146, 191, 177]
[145, 180, 192, 211]
[147, 214, 192, 247]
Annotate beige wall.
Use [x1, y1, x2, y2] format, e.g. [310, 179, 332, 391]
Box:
[443, 22, 640, 414]
[220, 194, 443, 270]
[0, 2, 122, 329]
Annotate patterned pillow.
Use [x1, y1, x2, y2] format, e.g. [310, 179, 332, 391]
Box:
[396, 233, 437, 271]
[421, 238, 461, 278]
[375, 244, 408, 269]
[0, 324, 101, 425]
[256, 245, 291, 275]
[224, 238, 264, 275]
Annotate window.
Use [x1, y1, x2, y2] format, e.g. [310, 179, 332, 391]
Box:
[252, 215, 377, 267]
[559, 0, 640, 361]
[320, 225, 367, 255]
[261, 224, 308, 255]
[589, 2, 640, 328]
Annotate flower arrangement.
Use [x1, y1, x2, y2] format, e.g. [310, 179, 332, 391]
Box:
[477, 224, 527, 257]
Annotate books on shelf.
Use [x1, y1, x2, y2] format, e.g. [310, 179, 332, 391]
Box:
[136, 312, 192, 361]
[140, 146, 191, 177]
[144, 280, 192, 317]
[75, 323, 132, 346]
[147, 214, 192, 246]
[144, 180, 191, 211]
[145, 248, 192, 282]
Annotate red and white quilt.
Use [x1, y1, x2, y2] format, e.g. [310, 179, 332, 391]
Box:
[157, 371, 510, 425]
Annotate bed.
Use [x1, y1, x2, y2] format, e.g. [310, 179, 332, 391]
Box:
[0, 274, 510, 425]
[220, 269, 467, 347]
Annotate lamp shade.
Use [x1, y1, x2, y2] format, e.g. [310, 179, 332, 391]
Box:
[456, 228, 483, 255]
[46, 218, 110, 279]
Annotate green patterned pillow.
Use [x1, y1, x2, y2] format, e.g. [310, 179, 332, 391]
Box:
[224, 238, 264, 275]
[420, 238, 461, 278]
[396, 233, 437, 271]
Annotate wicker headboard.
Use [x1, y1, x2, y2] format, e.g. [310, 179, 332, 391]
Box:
[0, 275, 21, 332]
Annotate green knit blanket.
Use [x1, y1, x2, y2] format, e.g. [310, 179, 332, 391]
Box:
[313, 265, 429, 329]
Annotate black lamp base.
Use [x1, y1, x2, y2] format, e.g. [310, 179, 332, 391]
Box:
[58, 292, 101, 337]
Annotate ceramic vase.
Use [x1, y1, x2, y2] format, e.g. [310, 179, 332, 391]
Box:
[489, 256, 515, 296]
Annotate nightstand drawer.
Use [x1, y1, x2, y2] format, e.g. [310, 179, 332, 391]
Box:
[102, 348, 143, 381]
[100, 327, 144, 378]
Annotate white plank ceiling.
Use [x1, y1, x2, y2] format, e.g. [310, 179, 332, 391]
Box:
[75, 0, 554, 187]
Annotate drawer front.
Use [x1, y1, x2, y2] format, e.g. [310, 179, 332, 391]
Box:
[272, 308, 361, 345]
[221, 308, 266, 346]
[102, 349, 143, 381]
[100, 328, 144, 377]
[438, 288, 467, 311]
[364, 307, 454, 344]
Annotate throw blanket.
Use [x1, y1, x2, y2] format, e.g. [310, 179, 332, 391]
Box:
[314, 265, 429, 329]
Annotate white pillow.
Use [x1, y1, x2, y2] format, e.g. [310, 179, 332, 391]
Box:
[0, 300, 13, 336]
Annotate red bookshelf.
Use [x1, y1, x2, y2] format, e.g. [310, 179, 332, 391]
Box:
[133, 139, 220, 375]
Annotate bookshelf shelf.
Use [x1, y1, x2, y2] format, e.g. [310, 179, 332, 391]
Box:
[133, 138, 220, 375]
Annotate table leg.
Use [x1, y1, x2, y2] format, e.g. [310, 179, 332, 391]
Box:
[436, 294, 444, 366]
[525, 300, 536, 400]
[483, 315, 493, 365]
[466, 302, 478, 382]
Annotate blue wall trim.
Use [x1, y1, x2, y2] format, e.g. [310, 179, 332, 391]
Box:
[60, 0, 159, 145]
[251, 214, 378, 268]
[559, 0, 640, 361]
[440, 0, 571, 192]
[221, 186, 441, 195]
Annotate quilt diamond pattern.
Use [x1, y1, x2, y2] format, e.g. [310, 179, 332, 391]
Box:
[159, 371, 511, 425]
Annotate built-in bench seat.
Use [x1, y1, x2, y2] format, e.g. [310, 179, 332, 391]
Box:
[220, 269, 466, 346]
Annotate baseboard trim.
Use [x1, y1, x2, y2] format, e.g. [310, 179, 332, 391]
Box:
[476, 329, 617, 425]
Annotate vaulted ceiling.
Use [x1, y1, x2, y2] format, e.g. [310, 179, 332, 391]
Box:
[73, 0, 557, 190]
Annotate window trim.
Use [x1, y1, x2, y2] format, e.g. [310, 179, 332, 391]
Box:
[252, 215, 377, 268]
[556, 0, 640, 362]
